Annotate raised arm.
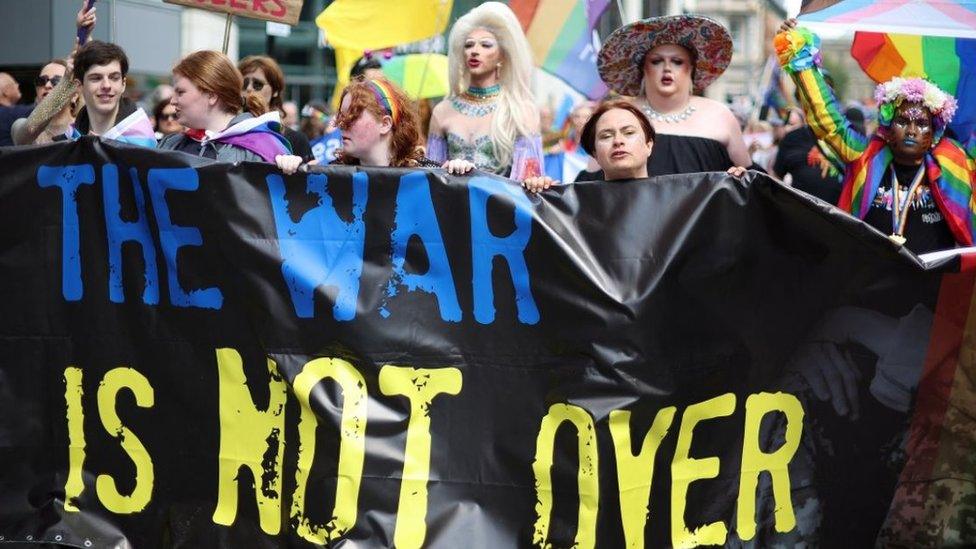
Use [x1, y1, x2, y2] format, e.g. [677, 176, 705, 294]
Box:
[774, 20, 869, 164]
[12, 76, 78, 145]
[14, 1, 96, 145]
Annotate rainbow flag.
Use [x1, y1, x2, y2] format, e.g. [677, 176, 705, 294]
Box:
[799, 0, 976, 39]
[851, 32, 976, 141]
[511, 0, 610, 99]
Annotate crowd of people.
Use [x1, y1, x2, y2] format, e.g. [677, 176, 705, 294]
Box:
[0, 1, 973, 257]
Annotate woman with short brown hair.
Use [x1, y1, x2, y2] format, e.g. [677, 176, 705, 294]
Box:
[237, 55, 312, 160]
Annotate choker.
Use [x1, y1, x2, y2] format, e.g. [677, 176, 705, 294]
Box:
[640, 102, 696, 124]
[466, 84, 501, 98]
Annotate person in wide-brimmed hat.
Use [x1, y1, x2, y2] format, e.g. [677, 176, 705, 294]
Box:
[578, 14, 751, 181]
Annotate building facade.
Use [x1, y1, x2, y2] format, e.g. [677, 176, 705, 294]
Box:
[675, 0, 788, 102]
[0, 0, 187, 102]
[238, 0, 331, 107]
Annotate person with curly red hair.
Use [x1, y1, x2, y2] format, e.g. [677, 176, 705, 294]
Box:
[334, 77, 473, 174]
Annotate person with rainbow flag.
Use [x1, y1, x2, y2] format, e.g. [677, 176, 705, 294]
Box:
[777, 18, 976, 546]
[776, 19, 975, 255]
[160, 50, 298, 170]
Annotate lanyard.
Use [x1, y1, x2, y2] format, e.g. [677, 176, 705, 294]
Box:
[889, 164, 926, 246]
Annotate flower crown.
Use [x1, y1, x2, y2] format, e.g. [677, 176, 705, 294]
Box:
[874, 77, 957, 131]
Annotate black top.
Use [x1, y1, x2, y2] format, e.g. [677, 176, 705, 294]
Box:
[73, 98, 142, 136]
[283, 126, 313, 162]
[575, 134, 734, 182]
[862, 162, 956, 254]
[0, 104, 34, 146]
[773, 126, 843, 204]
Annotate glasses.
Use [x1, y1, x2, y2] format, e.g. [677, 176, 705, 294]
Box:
[242, 77, 267, 92]
[160, 112, 179, 121]
[34, 75, 62, 87]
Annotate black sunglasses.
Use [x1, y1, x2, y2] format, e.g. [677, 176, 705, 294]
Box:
[35, 75, 62, 87]
[242, 77, 266, 92]
[159, 112, 179, 121]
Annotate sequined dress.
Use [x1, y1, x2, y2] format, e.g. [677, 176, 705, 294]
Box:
[428, 131, 542, 181]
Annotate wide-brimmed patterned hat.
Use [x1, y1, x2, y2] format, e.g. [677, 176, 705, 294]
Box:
[598, 15, 733, 96]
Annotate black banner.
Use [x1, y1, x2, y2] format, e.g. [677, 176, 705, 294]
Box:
[0, 138, 973, 548]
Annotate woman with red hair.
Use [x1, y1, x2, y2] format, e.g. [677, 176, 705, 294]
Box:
[334, 77, 473, 173]
[160, 50, 300, 171]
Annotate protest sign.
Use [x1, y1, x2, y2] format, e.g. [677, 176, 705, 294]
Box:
[164, 0, 303, 26]
[0, 139, 973, 547]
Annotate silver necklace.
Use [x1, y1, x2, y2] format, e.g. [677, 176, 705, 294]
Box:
[640, 102, 696, 124]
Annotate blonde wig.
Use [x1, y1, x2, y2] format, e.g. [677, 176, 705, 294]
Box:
[448, 1, 537, 168]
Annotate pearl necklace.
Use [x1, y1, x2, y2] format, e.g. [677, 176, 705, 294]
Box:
[640, 102, 696, 124]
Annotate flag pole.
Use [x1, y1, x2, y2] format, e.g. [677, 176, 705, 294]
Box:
[111, 0, 117, 42]
[222, 13, 233, 54]
[416, 0, 450, 99]
[615, 0, 628, 24]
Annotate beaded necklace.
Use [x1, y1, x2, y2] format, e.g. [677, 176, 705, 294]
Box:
[640, 100, 696, 124]
[451, 84, 501, 117]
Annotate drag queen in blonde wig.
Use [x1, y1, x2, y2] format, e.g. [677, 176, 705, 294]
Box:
[427, 1, 543, 179]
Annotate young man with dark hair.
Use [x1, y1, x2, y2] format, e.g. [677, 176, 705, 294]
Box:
[67, 40, 154, 146]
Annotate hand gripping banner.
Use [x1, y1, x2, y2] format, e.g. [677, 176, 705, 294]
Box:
[0, 138, 974, 548]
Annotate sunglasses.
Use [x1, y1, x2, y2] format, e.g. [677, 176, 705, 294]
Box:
[159, 112, 179, 121]
[242, 77, 267, 92]
[35, 75, 62, 87]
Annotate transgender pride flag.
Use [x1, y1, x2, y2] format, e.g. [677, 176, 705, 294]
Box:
[99, 108, 156, 148]
[511, 0, 611, 99]
[799, 0, 976, 39]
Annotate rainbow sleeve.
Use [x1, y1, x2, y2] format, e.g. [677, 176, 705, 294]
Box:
[775, 29, 869, 164]
[932, 139, 976, 244]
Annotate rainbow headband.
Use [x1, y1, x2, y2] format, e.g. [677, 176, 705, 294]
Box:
[368, 79, 400, 124]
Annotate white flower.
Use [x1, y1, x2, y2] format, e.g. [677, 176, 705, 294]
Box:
[923, 86, 945, 111]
